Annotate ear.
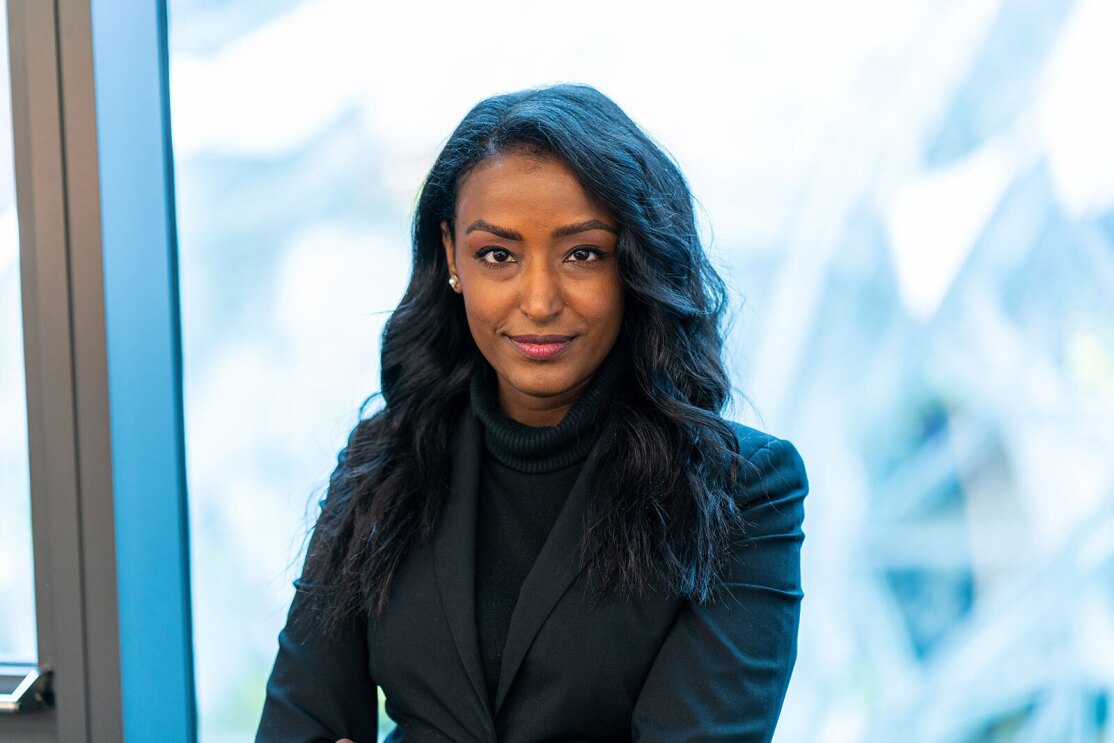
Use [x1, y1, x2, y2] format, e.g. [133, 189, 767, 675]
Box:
[440, 220, 459, 289]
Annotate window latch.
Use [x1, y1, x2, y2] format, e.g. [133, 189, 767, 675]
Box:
[0, 664, 53, 713]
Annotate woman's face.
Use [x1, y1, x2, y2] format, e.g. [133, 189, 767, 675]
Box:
[442, 152, 624, 427]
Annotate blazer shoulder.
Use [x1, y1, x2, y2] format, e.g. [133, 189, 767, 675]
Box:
[723, 420, 801, 461]
[724, 420, 777, 457]
[722, 419, 809, 505]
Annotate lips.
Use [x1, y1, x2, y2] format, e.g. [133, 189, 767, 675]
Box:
[509, 334, 573, 360]
[510, 335, 573, 344]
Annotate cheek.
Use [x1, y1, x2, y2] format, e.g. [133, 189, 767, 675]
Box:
[461, 289, 508, 335]
[576, 275, 624, 323]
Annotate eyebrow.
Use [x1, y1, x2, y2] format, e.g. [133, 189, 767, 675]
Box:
[552, 219, 619, 238]
[464, 218, 618, 240]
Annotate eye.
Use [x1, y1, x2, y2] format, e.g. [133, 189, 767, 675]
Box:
[474, 247, 516, 266]
[567, 247, 606, 263]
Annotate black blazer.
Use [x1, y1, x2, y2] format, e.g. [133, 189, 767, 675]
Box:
[257, 403, 808, 742]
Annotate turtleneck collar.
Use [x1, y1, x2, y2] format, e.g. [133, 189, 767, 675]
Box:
[469, 340, 625, 474]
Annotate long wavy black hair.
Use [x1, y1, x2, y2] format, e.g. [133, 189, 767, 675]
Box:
[301, 83, 746, 628]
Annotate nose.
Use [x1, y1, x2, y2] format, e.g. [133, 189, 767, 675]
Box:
[519, 259, 563, 322]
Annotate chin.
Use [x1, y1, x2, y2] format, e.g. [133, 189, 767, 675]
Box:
[505, 368, 577, 396]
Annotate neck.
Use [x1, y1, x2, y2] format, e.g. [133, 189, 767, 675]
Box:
[495, 375, 591, 427]
[469, 341, 626, 473]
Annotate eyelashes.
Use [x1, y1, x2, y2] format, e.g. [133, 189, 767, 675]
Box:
[472, 247, 514, 266]
[472, 246, 609, 269]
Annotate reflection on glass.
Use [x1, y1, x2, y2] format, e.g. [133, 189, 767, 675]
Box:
[169, 1, 1114, 741]
[0, 0, 37, 663]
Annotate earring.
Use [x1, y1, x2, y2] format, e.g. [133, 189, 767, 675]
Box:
[448, 275, 460, 292]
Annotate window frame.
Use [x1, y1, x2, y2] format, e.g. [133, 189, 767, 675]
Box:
[3, 1, 194, 740]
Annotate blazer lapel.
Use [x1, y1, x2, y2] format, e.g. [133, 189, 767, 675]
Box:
[431, 405, 493, 725]
[493, 436, 606, 714]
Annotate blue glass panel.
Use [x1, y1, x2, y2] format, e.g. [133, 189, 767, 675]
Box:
[88, 2, 196, 739]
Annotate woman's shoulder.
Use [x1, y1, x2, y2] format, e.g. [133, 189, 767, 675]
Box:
[721, 419, 809, 507]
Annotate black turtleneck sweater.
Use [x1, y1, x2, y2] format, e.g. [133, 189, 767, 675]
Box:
[468, 343, 624, 704]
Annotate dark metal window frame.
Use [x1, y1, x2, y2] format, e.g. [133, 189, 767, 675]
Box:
[3, 1, 194, 740]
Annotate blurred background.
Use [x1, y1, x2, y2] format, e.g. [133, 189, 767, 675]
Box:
[3, 0, 1113, 740]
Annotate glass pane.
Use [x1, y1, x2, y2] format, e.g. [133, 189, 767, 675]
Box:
[169, 1, 1114, 741]
[0, 0, 38, 663]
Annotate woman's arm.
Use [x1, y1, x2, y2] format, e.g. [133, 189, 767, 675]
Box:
[253, 579, 378, 739]
[631, 435, 808, 742]
[255, 577, 379, 742]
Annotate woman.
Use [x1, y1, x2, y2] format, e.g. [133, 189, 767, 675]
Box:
[257, 84, 808, 742]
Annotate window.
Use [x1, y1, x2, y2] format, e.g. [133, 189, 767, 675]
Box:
[0, 0, 36, 666]
[168, 2, 1114, 741]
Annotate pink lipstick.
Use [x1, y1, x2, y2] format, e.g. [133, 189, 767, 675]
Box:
[509, 335, 573, 360]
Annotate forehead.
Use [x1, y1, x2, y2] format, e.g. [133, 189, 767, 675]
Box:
[454, 153, 610, 225]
